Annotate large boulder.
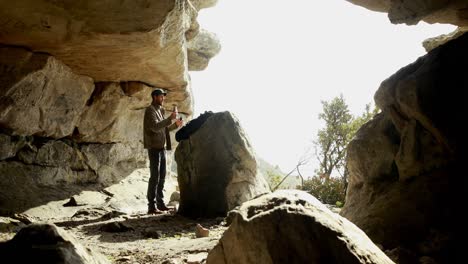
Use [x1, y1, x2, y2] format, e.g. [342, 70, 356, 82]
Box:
[346, 0, 468, 26]
[341, 33, 468, 263]
[206, 190, 394, 264]
[0, 46, 94, 138]
[175, 111, 270, 218]
[0, 223, 109, 263]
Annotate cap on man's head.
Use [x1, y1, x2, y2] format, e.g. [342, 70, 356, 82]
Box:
[151, 88, 167, 97]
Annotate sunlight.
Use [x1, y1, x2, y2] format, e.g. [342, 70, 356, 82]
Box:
[191, 0, 456, 176]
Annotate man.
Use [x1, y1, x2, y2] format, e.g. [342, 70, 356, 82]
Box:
[143, 88, 182, 214]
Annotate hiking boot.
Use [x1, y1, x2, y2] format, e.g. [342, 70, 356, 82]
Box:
[147, 208, 160, 214]
[157, 203, 170, 211]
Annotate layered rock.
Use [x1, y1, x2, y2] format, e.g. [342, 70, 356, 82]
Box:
[346, 0, 468, 26]
[423, 26, 468, 52]
[77, 82, 152, 143]
[207, 190, 394, 264]
[187, 29, 221, 71]
[0, 224, 109, 263]
[0, 0, 197, 87]
[0, 45, 94, 138]
[175, 111, 270, 218]
[341, 32, 468, 263]
[0, 133, 146, 214]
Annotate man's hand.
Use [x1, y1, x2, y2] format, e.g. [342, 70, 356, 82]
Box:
[170, 111, 177, 120]
[175, 119, 183, 128]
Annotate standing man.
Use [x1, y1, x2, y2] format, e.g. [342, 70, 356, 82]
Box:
[143, 88, 182, 214]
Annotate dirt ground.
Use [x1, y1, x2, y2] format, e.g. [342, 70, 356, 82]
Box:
[57, 211, 226, 263]
[0, 168, 228, 264]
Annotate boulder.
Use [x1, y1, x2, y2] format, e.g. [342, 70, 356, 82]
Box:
[175, 112, 269, 218]
[206, 190, 394, 264]
[341, 32, 468, 263]
[0, 224, 109, 263]
[346, 113, 399, 185]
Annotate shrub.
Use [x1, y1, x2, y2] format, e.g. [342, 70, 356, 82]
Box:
[301, 176, 345, 205]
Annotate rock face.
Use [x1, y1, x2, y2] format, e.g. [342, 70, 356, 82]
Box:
[0, 0, 197, 87]
[175, 111, 270, 218]
[0, 224, 109, 263]
[206, 190, 394, 264]
[192, 0, 219, 10]
[187, 29, 221, 71]
[77, 82, 152, 143]
[0, 133, 146, 214]
[0, 45, 94, 138]
[341, 33, 468, 263]
[346, 0, 468, 26]
[423, 26, 468, 52]
[0, 0, 220, 219]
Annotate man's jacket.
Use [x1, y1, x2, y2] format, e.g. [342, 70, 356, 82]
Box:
[143, 104, 177, 150]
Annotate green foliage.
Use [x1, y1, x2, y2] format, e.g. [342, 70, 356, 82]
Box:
[314, 96, 378, 178]
[266, 169, 283, 190]
[301, 175, 345, 205]
[315, 94, 353, 177]
[311, 95, 379, 204]
[347, 103, 380, 138]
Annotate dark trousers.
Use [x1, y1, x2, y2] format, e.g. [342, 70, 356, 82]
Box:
[147, 149, 166, 209]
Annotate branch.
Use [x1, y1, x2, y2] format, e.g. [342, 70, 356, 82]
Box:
[272, 153, 309, 191]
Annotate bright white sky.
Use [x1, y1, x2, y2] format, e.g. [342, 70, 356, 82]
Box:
[190, 0, 455, 176]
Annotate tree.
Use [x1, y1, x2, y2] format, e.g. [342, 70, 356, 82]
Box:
[313, 96, 378, 193]
[314, 94, 353, 178]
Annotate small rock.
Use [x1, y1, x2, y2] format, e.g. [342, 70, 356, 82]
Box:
[100, 222, 134, 233]
[215, 217, 225, 225]
[101, 189, 115, 197]
[142, 228, 163, 239]
[63, 197, 79, 207]
[186, 252, 207, 264]
[100, 210, 127, 220]
[195, 224, 209, 238]
[12, 213, 36, 225]
[169, 191, 180, 202]
[116, 256, 132, 262]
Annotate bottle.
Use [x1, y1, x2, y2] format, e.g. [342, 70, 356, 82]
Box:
[173, 104, 178, 118]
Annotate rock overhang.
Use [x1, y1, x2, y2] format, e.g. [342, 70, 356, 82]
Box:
[0, 0, 220, 113]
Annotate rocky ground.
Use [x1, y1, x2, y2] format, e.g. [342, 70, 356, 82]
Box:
[0, 168, 228, 264]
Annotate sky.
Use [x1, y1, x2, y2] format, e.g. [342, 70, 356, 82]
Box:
[190, 0, 456, 177]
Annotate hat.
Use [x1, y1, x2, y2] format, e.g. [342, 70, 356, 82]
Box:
[151, 88, 167, 97]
